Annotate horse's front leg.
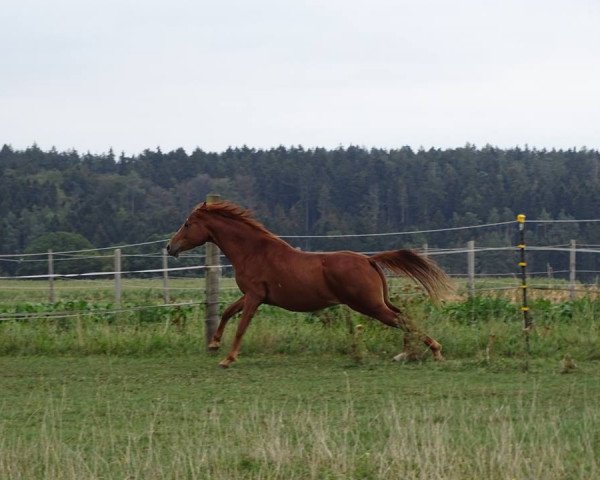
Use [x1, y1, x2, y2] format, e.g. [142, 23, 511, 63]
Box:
[208, 296, 245, 350]
[219, 296, 261, 368]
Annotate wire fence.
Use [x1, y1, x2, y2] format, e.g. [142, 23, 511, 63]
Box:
[1, 216, 599, 322]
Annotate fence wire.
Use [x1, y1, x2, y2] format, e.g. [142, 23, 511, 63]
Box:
[1, 216, 599, 322]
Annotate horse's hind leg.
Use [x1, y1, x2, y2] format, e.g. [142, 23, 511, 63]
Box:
[326, 259, 443, 361]
[208, 296, 245, 350]
[351, 302, 443, 361]
[373, 263, 442, 360]
[385, 301, 443, 361]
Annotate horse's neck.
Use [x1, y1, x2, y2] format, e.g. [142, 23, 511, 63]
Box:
[206, 216, 284, 266]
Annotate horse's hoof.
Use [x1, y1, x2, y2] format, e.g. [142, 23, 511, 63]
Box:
[219, 357, 234, 368]
[208, 341, 220, 351]
[393, 351, 422, 362]
[393, 352, 409, 362]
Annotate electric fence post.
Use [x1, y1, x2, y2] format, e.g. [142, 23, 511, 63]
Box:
[517, 214, 532, 368]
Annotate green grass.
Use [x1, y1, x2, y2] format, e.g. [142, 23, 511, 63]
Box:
[1, 283, 598, 361]
[1, 278, 599, 478]
[1, 355, 599, 479]
[0, 301, 598, 361]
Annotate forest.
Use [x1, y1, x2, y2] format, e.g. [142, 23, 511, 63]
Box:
[1, 143, 599, 278]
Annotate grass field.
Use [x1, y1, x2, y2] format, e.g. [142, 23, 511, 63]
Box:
[1, 277, 599, 361]
[1, 355, 599, 479]
[0, 278, 599, 478]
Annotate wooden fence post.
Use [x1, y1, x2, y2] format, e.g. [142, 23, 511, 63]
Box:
[205, 193, 221, 346]
[114, 248, 122, 305]
[467, 240, 475, 299]
[569, 239, 576, 300]
[162, 248, 170, 304]
[422, 243, 428, 258]
[48, 249, 56, 303]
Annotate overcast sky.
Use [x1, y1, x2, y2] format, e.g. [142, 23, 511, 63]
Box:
[2, 0, 599, 154]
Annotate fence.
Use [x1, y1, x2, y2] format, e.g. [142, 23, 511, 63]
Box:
[0, 236, 593, 299]
[2, 206, 600, 337]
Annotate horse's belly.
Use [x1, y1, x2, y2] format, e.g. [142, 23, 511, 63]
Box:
[235, 252, 340, 312]
[265, 281, 337, 312]
[266, 295, 337, 312]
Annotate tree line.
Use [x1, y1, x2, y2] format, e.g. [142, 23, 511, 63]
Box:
[1, 143, 599, 278]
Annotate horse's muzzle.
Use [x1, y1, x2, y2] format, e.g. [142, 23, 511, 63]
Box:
[166, 243, 180, 258]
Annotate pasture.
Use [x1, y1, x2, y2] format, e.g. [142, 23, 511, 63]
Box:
[1, 356, 599, 479]
[1, 278, 599, 479]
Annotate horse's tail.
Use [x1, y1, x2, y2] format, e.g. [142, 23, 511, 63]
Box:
[370, 250, 452, 304]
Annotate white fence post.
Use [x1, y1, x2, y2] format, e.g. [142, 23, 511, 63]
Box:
[162, 248, 170, 303]
[569, 239, 576, 300]
[114, 248, 122, 305]
[48, 249, 55, 303]
[467, 240, 475, 299]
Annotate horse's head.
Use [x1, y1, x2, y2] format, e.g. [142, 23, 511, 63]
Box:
[167, 205, 211, 258]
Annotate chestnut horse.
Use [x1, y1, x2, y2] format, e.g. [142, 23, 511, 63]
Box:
[167, 201, 451, 368]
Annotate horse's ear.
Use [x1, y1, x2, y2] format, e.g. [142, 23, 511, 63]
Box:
[200, 202, 207, 209]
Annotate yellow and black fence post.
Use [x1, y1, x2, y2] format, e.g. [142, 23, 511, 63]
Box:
[517, 214, 532, 360]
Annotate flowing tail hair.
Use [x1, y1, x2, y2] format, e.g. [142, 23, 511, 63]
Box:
[370, 250, 453, 304]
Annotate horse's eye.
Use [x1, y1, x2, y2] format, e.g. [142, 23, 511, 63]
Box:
[184, 222, 189, 229]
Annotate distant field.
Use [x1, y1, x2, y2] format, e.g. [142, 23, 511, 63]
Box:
[0, 277, 223, 304]
[7, 276, 427, 304]
[0, 275, 596, 304]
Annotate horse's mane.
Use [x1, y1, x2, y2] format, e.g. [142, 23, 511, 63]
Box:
[193, 201, 288, 244]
